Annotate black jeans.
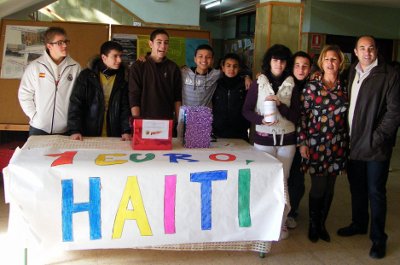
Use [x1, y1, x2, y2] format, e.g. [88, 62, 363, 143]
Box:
[288, 148, 305, 218]
[347, 159, 390, 244]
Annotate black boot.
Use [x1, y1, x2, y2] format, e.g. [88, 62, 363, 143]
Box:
[319, 193, 333, 242]
[308, 195, 321, 243]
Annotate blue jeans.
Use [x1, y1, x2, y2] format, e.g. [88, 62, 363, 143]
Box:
[29, 126, 50, 136]
[347, 159, 390, 244]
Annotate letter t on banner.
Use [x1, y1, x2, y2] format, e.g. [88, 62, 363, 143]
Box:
[62, 178, 101, 241]
[190, 170, 227, 230]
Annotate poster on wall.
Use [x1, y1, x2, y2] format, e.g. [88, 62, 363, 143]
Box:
[168, 37, 186, 67]
[112, 33, 137, 69]
[224, 38, 254, 71]
[1, 25, 47, 79]
[136, 35, 186, 67]
[137, 35, 151, 58]
[185, 39, 209, 67]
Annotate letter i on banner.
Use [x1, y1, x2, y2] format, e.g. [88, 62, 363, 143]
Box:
[61, 178, 101, 242]
[190, 170, 227, 230]
[164, 175, 177, 234]
[238, 169, 251, 227]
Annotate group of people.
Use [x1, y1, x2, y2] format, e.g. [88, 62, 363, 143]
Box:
[18, 27, 251, 141]
[244, 36, 399, 260]
[18, 26, 400, 260]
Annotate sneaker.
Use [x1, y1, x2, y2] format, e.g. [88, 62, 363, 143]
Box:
[279, 225, 290, 240]
[286, 217, 297, 229]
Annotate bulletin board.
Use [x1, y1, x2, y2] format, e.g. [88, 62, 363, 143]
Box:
[111, 25, 210, 68]
[0, 19, 109, 130]
[0, 20, 210, 130]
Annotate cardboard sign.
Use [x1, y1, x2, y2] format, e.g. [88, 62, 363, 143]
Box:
[132, 119, 173, 150]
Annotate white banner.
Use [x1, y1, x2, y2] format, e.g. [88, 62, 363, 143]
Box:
[4, 137, 284, 250]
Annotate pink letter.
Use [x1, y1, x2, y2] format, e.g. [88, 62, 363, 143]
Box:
[164, 175, 177, 234]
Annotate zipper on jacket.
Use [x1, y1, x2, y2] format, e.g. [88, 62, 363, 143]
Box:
[50, 82, 58, 134]
[227, 90, 231, 113]
[39, 62, 76, 134]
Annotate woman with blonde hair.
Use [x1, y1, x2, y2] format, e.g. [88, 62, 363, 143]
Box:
[298, 45, 348, 243]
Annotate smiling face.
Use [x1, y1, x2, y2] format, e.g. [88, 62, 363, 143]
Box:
[322, 50, 340, 76]
[270, 58, 287, 77]
[149, 33, 169, 62]
[354, 36, 377, 70]
[293, 56, 311, 81]
[102, 49, 122, 70]
[221, 58, 240, 78]
[194, 49, 214, 74]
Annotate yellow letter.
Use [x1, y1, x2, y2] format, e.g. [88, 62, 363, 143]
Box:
[112, 176, 152, 238]
[95, 154, 128, 166]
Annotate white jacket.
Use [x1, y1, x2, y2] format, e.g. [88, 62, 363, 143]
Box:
[255, 74, 295, 136]
[18, 51, 81, 134]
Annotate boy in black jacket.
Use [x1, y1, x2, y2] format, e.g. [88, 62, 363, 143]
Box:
[68, 41, 131, 140]
[212, 53, 250, 141]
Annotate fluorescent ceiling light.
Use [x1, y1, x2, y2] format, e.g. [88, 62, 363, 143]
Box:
[205, 0, 221, 9]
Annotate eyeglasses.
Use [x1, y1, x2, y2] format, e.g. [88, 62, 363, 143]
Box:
[49, 40, 70, 46]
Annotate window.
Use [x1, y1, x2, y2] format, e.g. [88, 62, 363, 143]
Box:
[236, 12, 256, 38]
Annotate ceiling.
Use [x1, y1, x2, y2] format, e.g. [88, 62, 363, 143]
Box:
[1, 0, 400, 20]
[201, 0, 400, 19]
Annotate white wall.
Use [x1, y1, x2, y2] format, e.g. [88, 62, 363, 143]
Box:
[304, 0, 400, 39]
[116, 0, 200, 26]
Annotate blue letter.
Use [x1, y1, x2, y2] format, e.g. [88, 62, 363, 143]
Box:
[163, 153, 199, 163]
[190, 170, 227, 230]
[62, 177, 101, 241]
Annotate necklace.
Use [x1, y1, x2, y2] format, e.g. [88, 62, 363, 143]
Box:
[322, 78, 337, 90]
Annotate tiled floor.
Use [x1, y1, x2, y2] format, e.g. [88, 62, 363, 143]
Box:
[1, 139, 399, 265]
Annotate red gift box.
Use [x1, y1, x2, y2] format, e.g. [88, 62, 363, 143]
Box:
[132, 119, 173, 150]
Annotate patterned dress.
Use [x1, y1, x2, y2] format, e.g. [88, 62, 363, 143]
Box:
[298, 77, 348, 177]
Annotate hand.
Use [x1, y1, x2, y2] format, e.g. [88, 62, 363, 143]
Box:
[70, 133, 82, 141]
[262, 119, 279, 126]
[244, 75, 252, 90]
[300, 145, 310, 159]
[121, 133, 131, 141]
[137, 55, 146, 62]
[266, 95, 281, 106]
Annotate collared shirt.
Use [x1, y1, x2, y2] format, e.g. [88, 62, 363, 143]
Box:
[348, 59, 378, 136]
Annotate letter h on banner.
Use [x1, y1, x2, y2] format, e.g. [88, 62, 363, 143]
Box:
[62, 178, 101, 241]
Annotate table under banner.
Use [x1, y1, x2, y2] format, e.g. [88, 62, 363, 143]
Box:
[3, 135, 286, 253]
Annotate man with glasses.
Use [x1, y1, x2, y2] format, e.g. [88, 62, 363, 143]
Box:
[18, 26, 81, 135]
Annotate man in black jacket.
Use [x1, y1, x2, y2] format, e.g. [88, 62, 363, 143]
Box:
[337, 35, 400, 259]
[68, 41, 131, 140]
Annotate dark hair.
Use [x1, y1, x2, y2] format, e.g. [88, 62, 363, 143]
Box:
[150, 29, 169, 41]
[355, 35, 376, 49]
[100, 41, 123, 56]
[261, 44, 292, 75]
[292, 51, 312, 65]
[44, 27, 66, 44]
[195, 44, 214, 57]
[221, 53, 241, 67]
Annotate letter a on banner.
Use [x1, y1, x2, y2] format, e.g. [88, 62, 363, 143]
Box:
[112, 176, 152, 238]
